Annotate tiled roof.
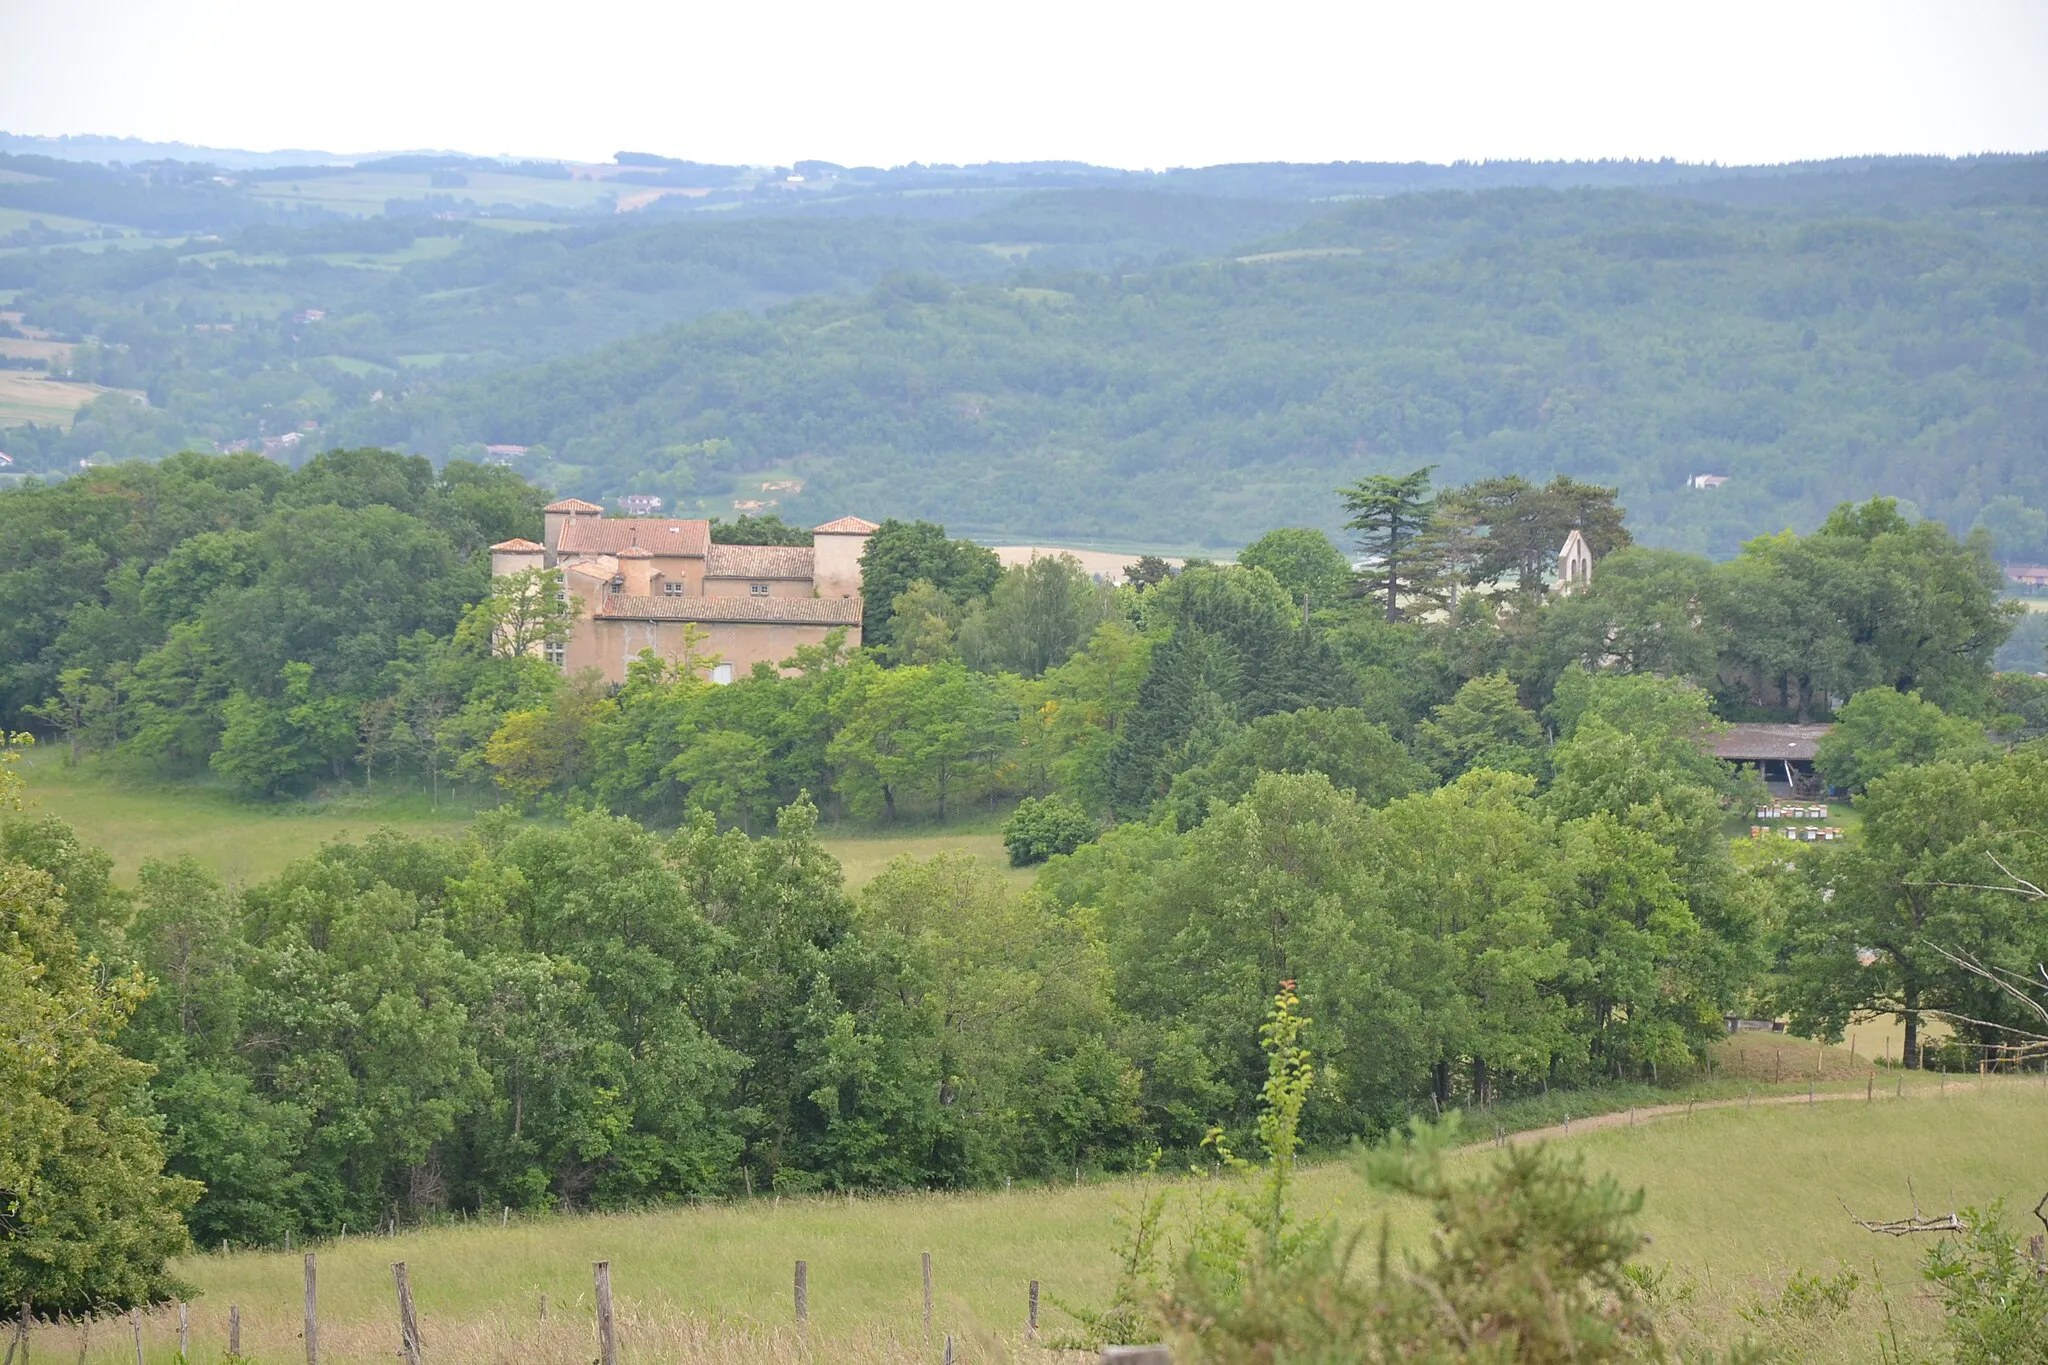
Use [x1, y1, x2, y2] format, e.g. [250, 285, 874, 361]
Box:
[616, 545, 653, 559]
[556, 517, 710, 557]
[543, 498, 605, 513]
[490, 538, 545, 552]
[813, 515, 880, 535]
[1711, 723, 1834, 762]
[706, 544, 815, 579]
[598, 594, 862, 625]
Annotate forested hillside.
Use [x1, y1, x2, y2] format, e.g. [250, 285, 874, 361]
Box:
[335, 169, 2048, 554]
[3, 154, 2044, 555]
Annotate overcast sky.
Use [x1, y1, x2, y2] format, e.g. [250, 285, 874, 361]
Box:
[3, 0, 2045, 168]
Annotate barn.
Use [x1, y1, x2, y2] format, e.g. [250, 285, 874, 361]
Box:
[1711, 723, 1835, 796]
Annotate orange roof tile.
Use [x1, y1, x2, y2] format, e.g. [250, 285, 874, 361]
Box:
[556, 517, 710, 557]
[490, 538, 545, 552]
[813, 515, 880, 535]
[544, 497, 605, 513]
[598, 594, 863, 625]
[706, 544, 815, 579]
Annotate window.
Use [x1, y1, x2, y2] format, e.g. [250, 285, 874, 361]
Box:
[663, 581, 685, 596]
[544, 642, 566, 668]
[750, 583, 771, 596]
[710, 663, 734, 685]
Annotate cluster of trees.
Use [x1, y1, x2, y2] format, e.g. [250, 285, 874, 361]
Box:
[8, 458, 2048, 1318]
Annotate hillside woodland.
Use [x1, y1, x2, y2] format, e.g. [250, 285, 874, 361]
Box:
[2, 156, 2045, 555]
[5, 449, 2048, 1320]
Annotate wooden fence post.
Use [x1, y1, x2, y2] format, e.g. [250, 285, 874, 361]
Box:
[794, 1261, 808, 1325]
[10, 1297, 28, 1365]
[303, 1254, 318, 1365]
[943, 1335, 954, 1365]
[1867, 1076, 1874, 1103]
[592, 1262, 617, 1365]
[1028, 1280, 1039, 1340]
[177, 1303, 187, 1361]
[538, 1295, 547, 1323]
[391, 1263, 422, 1365]
[129, 1309, 143, 1365]
[921, 1251, 933, 1334]
[227, 1306, 239, 1360]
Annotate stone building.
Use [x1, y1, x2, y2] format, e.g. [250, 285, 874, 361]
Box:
[490, 500, 876, 683]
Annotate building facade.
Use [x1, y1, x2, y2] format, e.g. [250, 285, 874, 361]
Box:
[490, 501, 876, 683]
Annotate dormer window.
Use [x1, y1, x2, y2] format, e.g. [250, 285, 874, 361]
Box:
[750, 583, 770, 597]
[663, 581, 685, 596]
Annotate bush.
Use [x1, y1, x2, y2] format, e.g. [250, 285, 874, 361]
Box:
[1003, 795, 1097, 865]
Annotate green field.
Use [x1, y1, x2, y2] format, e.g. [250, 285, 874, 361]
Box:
[27, 1076, 2042, 1364]
[14, 754, 1019, 891]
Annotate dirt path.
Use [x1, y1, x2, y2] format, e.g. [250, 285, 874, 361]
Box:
[1472, 1075, 2037, 1150]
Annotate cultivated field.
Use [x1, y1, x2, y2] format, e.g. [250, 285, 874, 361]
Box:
[0, 370, 142, 426]
[30, 1071, 2044, 1364]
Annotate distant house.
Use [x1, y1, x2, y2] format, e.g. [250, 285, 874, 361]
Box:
[0, 451, 12, 467]
[2006, 564, 2048, 592]
[490, 504, 877, 683]
[484, 444, 529, 462]
[1712, 723, 1835, 794]
[293, 309, 326, 325]
[618, 493, 664, 515]
[1687, 474, 1729, 489]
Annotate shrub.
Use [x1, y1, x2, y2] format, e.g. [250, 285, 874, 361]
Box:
[1003, 794, 1097, 865]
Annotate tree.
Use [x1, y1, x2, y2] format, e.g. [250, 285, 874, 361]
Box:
[829, 661, 1014, 820]
[1455, 475, 1631, 596]
[960, 554, 1118, 679]
[1339, 467, 1436, 622]
[1415, 673, 1545, 780]
[1002, 794, 1097, 865]
[455, 567, 580, 661]
[1125, 556, 1176, 591]
[1537, 547, 1719, 686]
[858, 520, 1001, 651]
[1814, 687, 1991, 793]
[1237, 529, 1352, 610]
[1165, 707, 1433, 830]
[1779, 758, 2048, 1068]
[0, 858, 199, 1313]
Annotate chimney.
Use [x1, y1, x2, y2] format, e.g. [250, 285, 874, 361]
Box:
[617, 544, 654, 596]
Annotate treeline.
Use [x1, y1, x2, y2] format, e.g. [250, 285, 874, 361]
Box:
[0, 450, 547, 796]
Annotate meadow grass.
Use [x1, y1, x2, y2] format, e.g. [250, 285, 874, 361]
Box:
[35, 1080, 2039, 1364]
[15, 753, 1021, 892]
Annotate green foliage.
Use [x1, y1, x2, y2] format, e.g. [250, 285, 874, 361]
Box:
[1417, 672, 1546, 779]
[708, 513, 813, 546]
[958, 553, 1120, 679]
[1237, 528, 1353, 609]
[1163, 1111, 1660, 1363]
[1778, 751, 2048, 1067]
[1813, 687, 1992, 792]
[1340, 466, 1437, 621]
[857, 520, 1001, 650]
[1921, 1201, 2048, 1365]
[1164, 706, 1431, 830]
[0, 857, 198, 1313]
[1002, 794, 1097, 865]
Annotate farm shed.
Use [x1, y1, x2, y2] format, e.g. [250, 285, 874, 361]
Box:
[1712, 723, 1835, 794]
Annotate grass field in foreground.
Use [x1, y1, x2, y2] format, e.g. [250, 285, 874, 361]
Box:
[38, 1080, 2038, 1364]
[14, 754, 1019, 891]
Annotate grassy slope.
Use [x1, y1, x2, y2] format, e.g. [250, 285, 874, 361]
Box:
[48, 1077, 2034, 1364]
[15, 753, 1019, 891]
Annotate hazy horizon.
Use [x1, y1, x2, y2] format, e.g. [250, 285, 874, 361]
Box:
[5, 0, 2047, 171]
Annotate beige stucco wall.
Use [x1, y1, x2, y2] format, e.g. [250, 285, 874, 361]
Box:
[812, 531, 868, 600]
[490, 548, 545, 577]
[569, 617, 859, 683]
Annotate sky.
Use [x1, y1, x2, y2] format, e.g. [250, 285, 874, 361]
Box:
[3, 0, 2046, 169]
